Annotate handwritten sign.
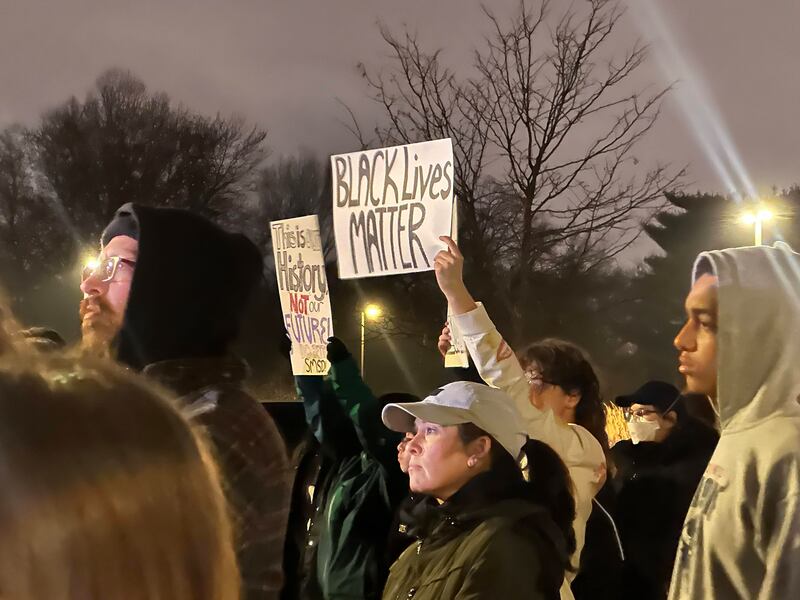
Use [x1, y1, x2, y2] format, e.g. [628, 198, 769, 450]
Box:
[270, 215, 332, 375]
[331, 138, 454, 279]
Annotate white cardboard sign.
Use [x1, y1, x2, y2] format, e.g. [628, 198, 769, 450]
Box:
[270, 215, 332, 376]
[331, 138, 455, 279]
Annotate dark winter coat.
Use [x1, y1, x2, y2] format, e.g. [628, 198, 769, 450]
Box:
[382, 470, 568, 600]
[281, 434, 325, 600]
[385, 495, 420, 569]
[610, 416, 719, 600]
[110, 204, 292, 600]
[571, 480, 625, 600]
[146, 358, 292, 599]
[295, 354, 406, 600]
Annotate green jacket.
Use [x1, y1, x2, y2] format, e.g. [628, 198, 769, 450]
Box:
[382, 474, 567, 600]
[296, 355, 405, 600]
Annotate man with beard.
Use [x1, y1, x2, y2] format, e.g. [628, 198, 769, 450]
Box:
[80, 203, 291, 600]
[80, 231, 137, 356]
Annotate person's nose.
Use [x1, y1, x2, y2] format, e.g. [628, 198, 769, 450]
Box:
[407, 431, 423, 456]
[80, 271, 105, 298]
[674, 320, 695, 353]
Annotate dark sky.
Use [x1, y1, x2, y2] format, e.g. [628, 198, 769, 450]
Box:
[2, 0, 799, 246]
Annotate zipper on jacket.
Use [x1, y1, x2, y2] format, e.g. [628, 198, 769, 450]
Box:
[393, 542, 423, 600]
[396, 586, 417, 599]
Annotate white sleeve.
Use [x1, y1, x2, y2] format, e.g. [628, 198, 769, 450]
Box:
[759, 490, 800, 600]
[451, 303, 605, 470]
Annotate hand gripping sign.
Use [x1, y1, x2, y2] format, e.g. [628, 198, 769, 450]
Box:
[270, 215, 333, 376]
[331, 138, 455, 279]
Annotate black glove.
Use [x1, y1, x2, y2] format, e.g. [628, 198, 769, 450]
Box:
[327, 337, 351, 363]
[278, 334, 292, 361]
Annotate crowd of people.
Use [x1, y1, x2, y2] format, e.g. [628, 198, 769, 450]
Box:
[0, 202, 798, 600]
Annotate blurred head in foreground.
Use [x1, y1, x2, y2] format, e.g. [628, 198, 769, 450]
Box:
[0, 345, 240, 600]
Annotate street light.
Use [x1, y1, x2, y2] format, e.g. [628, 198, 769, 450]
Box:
[740, 207, 773, 246]
[360, 303, 383, 378]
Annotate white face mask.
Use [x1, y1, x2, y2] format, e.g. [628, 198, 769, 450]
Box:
[627, 419, 660, 444]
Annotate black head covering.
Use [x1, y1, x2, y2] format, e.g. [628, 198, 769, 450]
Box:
[614, 380, 683, 414]
[109, 204, 263, 371]
[101, 203, 139, 245]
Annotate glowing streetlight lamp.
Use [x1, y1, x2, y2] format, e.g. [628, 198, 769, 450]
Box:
[360, 303, 384, 378]
[740, 207, 773, 246]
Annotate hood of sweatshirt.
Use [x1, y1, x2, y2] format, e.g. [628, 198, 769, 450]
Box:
[106, 203, 263, 371]
[692, 241, 800, 432]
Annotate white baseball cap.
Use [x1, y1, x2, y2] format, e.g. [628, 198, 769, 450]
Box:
[381, 381, 527, 458]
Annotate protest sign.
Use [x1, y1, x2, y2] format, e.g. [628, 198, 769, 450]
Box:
[270, 215, 332, 376]
[331, 138, 454, 279]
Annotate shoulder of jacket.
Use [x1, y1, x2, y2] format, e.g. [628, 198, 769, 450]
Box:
[722, 415, 800, 454]
[467, 514, 546, 561]
[568, 423, 605, 463]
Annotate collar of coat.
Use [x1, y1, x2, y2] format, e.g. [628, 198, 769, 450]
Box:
[143, 355, 250, 396]
[406, 469, 560, 549]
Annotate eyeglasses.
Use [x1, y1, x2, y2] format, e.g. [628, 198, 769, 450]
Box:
[623, 395, 681, 423]
[82, 256, 136, 283]
[524, 370, 557, 393]
[623, 407, 660, 422]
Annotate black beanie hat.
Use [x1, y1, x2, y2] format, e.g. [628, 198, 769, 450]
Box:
[111, 204, 263, 370]
[101, 203, 140, 245]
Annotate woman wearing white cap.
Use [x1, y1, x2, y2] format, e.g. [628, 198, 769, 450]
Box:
[433, 236, 608, 600]
[381, 381, 575, 600]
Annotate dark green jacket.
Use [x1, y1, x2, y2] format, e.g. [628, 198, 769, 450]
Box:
[382, 473, 567, 600]
[296, 355, 405, 600]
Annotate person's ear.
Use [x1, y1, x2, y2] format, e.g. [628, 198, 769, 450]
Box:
[565, 390, 581, 410]
[664, 410, 678, 426]
[467, 436, 492, 463]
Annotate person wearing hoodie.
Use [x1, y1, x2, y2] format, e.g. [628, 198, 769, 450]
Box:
[434, 236, 606, 600]
[609, 381, 718, 600]
[668, 242, 800, 600]
[292, 337, 410, 600]
[79, 203, 291, 600]
[381, 381, 576, 600]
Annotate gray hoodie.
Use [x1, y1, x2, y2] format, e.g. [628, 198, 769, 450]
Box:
[668, 242, 800, 599]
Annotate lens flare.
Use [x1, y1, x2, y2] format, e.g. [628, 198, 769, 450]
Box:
[628, 0, 757, 202]
[84, 257, 100, 271]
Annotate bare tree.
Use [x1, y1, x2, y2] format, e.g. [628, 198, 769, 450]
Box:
[0, 126, 71, 290]
[359, 0, 683, 283]
[32, 68, 268, 253]
[253, 153, 335, 260]
[357, 27, 506, 283]
[474, 0, 682, 271]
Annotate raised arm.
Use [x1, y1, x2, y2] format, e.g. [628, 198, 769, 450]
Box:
[326, 337, 401, 469]
[295, 373, 359, 461]
[434, 236, 576, 458]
